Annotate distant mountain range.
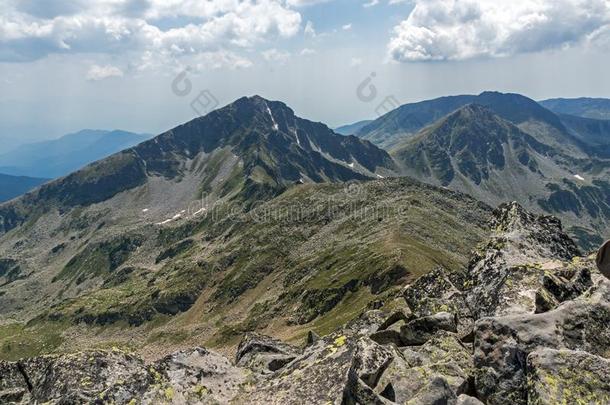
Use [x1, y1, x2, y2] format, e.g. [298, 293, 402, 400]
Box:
[0, 92, 608, 364]
[338, 92, 610, 249]
[334, 120, 373, 136]
[0, 96, 395, 235]
[0, 129, 150, 179]
[354, 92, 592, 156]
[540, 97, 610, 120]
[0, 173, 48, 203]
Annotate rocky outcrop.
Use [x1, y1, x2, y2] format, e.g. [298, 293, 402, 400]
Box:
[235, 332, 301, 374]
[1, 202, 608, 404]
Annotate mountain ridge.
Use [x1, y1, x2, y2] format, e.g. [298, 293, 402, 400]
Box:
[357, 91, 588, 157]
[0, 95, 396, 235]
[391, 103, 610, 249]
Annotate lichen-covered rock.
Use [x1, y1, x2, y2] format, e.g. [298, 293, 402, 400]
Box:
[235, 333, 301, 374]
[343, 337, 396, 404]
[18, 349, 153, 404]
[456, 394, 484, 404]
[474, 277, 610, 404]
[400, 312, 457, 346]
[466, 202, 580, 319]
[148, 347, 247, 404]
[370, 328, 403, 346]
[374, 331, 473, 403]
[237, 332, 356, 404]
[527, 348, 610, 405]
[403, 267, 472, 336]
[405, 377, 457, 405]
[0, 362, 29, 403]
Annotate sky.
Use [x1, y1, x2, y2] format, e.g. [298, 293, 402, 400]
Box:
[1, 0, 610, 151]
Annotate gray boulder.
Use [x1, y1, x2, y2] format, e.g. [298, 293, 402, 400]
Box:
[527, 348, 610, 404]
[400, 312, 458, 346]
[466, 202, 580, 319]
[474, 277, 610, 404]
[235, 332, 301, 374]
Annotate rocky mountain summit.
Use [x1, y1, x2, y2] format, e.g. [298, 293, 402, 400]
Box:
[2, 202, 608, 404]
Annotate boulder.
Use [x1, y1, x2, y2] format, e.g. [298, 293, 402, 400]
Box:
[527, 348, 610, 404]
[456, 394, 484, 404]
[400, 312, 457, 346]
[238, 332, 357, 404]
[149, 347, 247, 404]
[597, 240, 610, 279]
[17, 350, 153, 404]
[370, 329, 403, 346]
[0, 362, 30, 403]
[375, 331, 473, 403]
[343, 337, 396, 404]
[466, 202, 580, 319]
[474, 278, 610, 404]
[405, 377, 457, 405]
[235, 333, 301, 373]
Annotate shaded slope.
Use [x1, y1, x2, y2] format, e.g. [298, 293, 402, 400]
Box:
[0, 96, 396, 235]
[391, 104, 610, 250]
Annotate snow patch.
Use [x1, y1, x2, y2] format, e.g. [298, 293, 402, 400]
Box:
[266, 103, 279, 131]
[376, 174, 384, 179]
[192, 207, 207, 216]
[574, 174, 585, 181]
[156, 212, 183, 226]
[348, 162, 355, 168]
[142, 208, 149, 213]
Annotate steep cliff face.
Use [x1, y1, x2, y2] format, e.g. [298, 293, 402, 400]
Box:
[2, 203, 608, 405]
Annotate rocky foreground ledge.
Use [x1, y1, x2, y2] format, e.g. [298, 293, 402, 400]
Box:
[1, 202, 609, 404]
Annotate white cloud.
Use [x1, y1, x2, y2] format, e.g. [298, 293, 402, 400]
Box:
[0, 0, 302, 64]
[388, 0, 610, 62]
[304, 20, 316, 37]
[350, 57, 363, 67]
[262, 48, 291, 64]
[300, 48, 316, 56]
[363, 0, 380, 7]
[86, 64, 124, 81]
[193, 51, 253, 71]
[287, 0, 334, 5]
[342, 23, 352, 30]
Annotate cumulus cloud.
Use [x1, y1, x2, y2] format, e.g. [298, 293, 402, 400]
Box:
[262, 48, 291, 64]
[86, 64, 124, 81]
[0, 0, 302, 64]
[388, 0, 610, 62]
[304, 20, 317, 37]
[287, 0, 333, 5]
[300, 48, 316, 56]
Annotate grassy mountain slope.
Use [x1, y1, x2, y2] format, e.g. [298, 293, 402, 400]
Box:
[392, 104, 610, 250]
[0, 178, 490, 360]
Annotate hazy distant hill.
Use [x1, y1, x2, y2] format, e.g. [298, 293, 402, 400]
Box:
[357, 92, 587, 157]
[540, 97, 610, 120]
[334, 120, 373, 135]
[0, 173, 48, 202]
[0, 129, 150, 178]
